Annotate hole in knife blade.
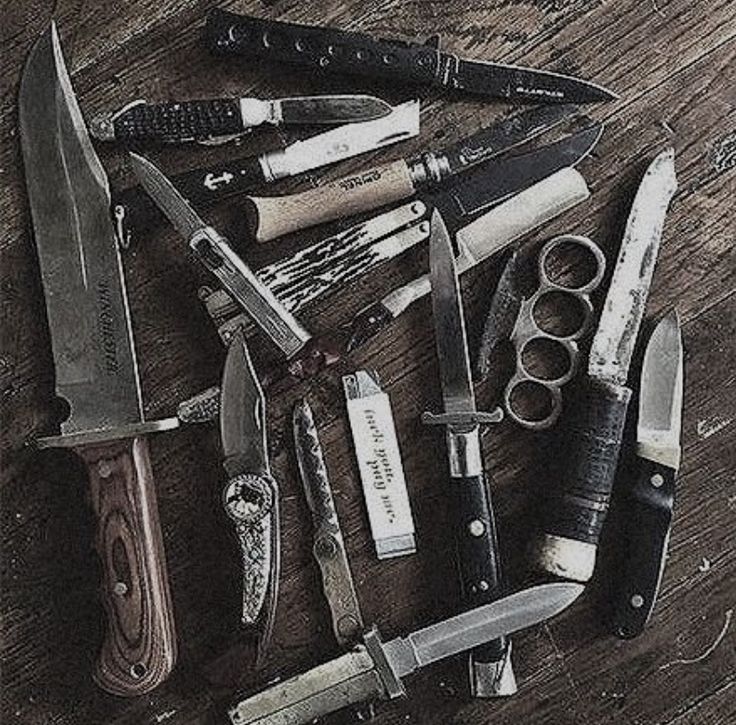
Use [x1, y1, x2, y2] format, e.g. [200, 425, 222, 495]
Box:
[541, 240, 601, 291]
[507, 380, 554, 423]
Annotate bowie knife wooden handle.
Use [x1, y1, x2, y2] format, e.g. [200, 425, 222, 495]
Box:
[535, 377, 632, 582]
[77, 436, 177, 696]
[609, 458, 675, 638]
[244, 159, 415, 242]
[453, 473, 509, 673]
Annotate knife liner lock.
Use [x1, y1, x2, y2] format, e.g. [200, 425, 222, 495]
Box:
[343, 371, 416, 559]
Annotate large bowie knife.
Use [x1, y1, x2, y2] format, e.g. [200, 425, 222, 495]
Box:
[91, 93, 391, 145]
[534, 149, 678, 583]
[19, 23, 178, 695]
[422, 210, 514, 697]
[228, 582, 583, 724]
[242, 104, 575, 241]
[205, 9, 616, 105]
[610, 311, 683, 638]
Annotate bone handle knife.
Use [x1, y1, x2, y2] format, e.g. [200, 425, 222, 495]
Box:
[77, 437, 178, 695]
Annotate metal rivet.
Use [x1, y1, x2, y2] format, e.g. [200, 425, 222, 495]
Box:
[319, 56, 330, 67]
[651, 473, 664, 488]
[630, 594, 644, 609]
[114, 582, 128, 596]
[468, 520, 485, 537]
[382, 53, 395, 64]
[98, 461, 113, 478]
[478, 580, 490, 591]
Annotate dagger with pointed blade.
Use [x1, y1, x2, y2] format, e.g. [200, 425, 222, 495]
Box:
[19, 23, 178, 695]
[422, 210, 514, 697]
[610, 311, 683, 638]
[534, 149, 678, 583]
[91, 93, 392, 145]
[220, 329, 280, 655]
[228, 582, 583, 724]
[243, 104, 576, 241]
[205, 9, 616, 105]
[113, 100, 420, 245]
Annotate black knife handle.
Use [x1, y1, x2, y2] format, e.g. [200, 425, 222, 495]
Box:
[109, 99, 244, 144]
[113, 155, 264, 242]
[609, 458, 675, 639]
[453, 473, 508, 663]
[535, 377, 632, 582]
[204, 9, 442, 87]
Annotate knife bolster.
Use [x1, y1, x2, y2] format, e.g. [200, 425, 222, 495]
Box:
[77, 436, 177, 695]
[536, 377, 631, 582]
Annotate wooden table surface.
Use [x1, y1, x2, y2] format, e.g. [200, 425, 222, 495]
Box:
[2, 1, 735, 724]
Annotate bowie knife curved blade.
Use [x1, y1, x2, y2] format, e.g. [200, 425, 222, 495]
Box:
[610, 311, 683, 638]
[228, 582, 583, 724]
[421, 210, 514, 697]
[220, 329, 280, 654]
[91, 94, 391, 145]
[205, 9, 616, 105]
[534, 149, 678, 583]
[19, 22, 178, 695]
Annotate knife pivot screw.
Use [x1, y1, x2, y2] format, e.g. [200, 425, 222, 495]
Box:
[468, 519, 485, 537]
[97, 460, 113, 478]
[478, 580, 490, 592]
[630, 594, 644, 609]
[113, 581, 128, 596]
[650, 473, 665, 488]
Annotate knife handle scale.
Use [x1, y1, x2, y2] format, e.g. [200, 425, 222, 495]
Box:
[205, 9, 441, 87]
[111, 99, 243, 144]
[244, 160, 414, 242]
[609, 458, 675, 639]
[77, 436, 177, 696]
[452, 473, 510, 678]
[535, 377, 631, 582]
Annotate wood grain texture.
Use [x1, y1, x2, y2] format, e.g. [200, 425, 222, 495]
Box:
[78, 436, 178, 697]
[1, 0, 735, 724]
[245, 159, 416, 242]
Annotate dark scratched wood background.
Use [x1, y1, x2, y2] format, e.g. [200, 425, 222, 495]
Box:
[2, 1, 735, 723]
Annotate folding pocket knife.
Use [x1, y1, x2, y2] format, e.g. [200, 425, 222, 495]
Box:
[220, 328, 280, 652]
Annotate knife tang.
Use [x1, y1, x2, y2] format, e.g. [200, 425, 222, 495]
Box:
[78, 436, 177, 695]
[93, 98, 246, 144]
[610, 456, 675, 638]
[244, 159, 416, 242]
[536, 377, 632, 583]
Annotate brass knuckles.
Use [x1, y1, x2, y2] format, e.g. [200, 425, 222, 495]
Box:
[505, 235, 606, 430]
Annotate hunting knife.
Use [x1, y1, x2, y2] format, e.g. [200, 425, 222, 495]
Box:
[610, 311, 683, 638]
[534, 149, 678, 583]
[19, 22, 178, 695]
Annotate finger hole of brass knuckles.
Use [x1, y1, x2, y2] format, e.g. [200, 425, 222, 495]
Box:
[518, 337, 573, 383]
[539, 236, 605, 292]
[506, 380, 558, 427]
[532, 291, 588, 339]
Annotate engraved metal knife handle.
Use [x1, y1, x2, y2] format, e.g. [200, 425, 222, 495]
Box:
[229, 646, 385, 725]
[223, 472, 280, 627]
[205, 9, 441, 87]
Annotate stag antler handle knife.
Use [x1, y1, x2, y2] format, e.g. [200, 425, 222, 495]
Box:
[205, 9, 616, 104]
[242, 104, 575, 241]
[534, 150, 677, 583]
[91, 94, 391, 145]
[20, 24, 178, 695]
